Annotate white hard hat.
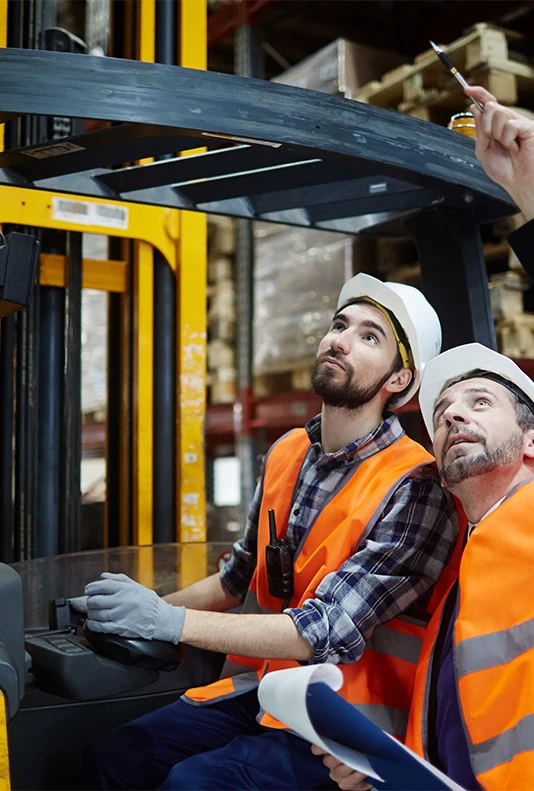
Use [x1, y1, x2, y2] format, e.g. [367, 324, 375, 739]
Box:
[419, 342, 534, 439]
[337, 273, 442, 407]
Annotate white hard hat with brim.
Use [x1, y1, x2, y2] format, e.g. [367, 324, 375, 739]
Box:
[337, 273, 442, 407]
[419, 342, 534, 440]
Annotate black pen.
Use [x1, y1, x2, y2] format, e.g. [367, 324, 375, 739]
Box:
[429, 40, 485, 111]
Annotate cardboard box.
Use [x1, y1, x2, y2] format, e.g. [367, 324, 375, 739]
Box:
[271, 38, 406, 99]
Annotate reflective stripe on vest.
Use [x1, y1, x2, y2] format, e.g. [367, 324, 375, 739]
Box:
[407, 480, 534, 789]
[366, 615, 424, 665]
[185, 428, 434, 736]
[471, 713, 534, 779]
[455, 616, 534, 676]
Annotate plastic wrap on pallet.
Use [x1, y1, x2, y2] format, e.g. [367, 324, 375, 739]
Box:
[253, 223, 352, 374]
[81, 234, 108, 416]
[81, 289, 107, 414]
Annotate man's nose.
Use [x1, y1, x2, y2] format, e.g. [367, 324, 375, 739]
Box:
[443, 403, 468, 427]
[330, 329, 350, 354]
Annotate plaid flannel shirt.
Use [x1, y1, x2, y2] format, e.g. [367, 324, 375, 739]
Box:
[220, 412, 458, 665]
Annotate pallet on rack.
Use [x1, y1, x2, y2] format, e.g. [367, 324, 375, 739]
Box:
[354, 23, 533, 112]
[253, 364, 315, 398]
[497, 313, 534, 358]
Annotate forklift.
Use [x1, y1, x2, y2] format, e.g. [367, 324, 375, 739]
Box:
[0, 2, 522, 789]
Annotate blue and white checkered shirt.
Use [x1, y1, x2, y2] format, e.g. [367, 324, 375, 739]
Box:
[220, 412, 458, 665]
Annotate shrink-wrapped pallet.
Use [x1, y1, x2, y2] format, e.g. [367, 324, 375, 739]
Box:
[253, 223, 353, 375]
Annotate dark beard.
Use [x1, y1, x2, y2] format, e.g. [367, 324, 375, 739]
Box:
[440, 430, 524, 487]
[311, 350, 398, 410]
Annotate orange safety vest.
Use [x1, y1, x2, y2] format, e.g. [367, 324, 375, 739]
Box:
[186, 427, 454, 736]
[405, 480, 534, 789]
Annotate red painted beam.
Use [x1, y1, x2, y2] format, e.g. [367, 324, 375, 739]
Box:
[208, 0, 274, 47]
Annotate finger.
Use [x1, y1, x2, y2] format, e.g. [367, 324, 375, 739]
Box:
[501, 119, 522, 153]
[311, 745, 326, 756]
[86, 592, 124, 611]
[86, 619, 117, 633]
[330, 763, 361, 780]
[481, 101, 496, 138]
[337, 779, 372, 791]
[84, 578, 130, 596]
[322, 755, 345, 771]
[464, 85, 497, 105]
[86, 600, 117, 621]
[492, 105, 514, 142]
[68, 596, 88, 614]
[100, 572, 136, 584]
[470, 102, 483, 124]
[86, 610, 113, 623]
[329, 768, 371, 791]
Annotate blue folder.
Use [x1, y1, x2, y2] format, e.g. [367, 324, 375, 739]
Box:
[306, 682, 464, 791]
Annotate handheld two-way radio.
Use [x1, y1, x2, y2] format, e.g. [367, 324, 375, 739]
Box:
[265, 509, 294, 601]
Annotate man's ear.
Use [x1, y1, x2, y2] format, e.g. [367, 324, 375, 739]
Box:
[523, 428, 534, 459]
[385, 368, 413, 394]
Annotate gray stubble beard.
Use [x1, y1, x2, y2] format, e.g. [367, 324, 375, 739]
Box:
[440, 430, 524, 487]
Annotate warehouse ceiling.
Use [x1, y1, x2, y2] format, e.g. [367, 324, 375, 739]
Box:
[207, 0, 534, 78]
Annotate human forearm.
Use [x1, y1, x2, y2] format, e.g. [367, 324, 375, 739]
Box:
[163, 572, 241, 612]
[180, 610, 314, 660]
[509, 195, 534, 223]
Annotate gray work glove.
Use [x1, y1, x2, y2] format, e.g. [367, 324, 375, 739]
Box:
[84, 572, 185, 644]
[68, 595, 89, 614]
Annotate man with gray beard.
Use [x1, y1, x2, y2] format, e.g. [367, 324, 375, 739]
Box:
[436, 373, 526, 490]
[410, 344, 534, 790]
[316, 343, 534, 791]
[79, 273, 460, 791]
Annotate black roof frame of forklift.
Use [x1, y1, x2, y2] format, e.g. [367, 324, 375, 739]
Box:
[0, 48, 519, 350]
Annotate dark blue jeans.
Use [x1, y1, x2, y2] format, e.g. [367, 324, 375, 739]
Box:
[83, 689, 336, 790]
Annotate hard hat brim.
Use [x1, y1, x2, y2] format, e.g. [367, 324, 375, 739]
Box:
[419, 343, 534, 439]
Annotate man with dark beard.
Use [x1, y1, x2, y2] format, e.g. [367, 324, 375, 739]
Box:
[78, 274, 459, 791]
[316, 344, 534, 791]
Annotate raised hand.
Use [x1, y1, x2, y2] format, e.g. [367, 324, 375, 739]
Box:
[465, 85, 534, 220]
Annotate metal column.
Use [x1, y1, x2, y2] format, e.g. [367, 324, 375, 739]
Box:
[0, 312, 14, 562]
[36, 285, 63, 557]
[12, 0, 43, 560]
[35, 20, 85, 556]
[234, 22, 264, 525]
[405, 207, 497, 351]
[152, 0, 177, 543]
[0, 1, 16, 561]
[60, 232, 82, 553]
[176, 0, 208, 545]
[14, 273, 40, 561]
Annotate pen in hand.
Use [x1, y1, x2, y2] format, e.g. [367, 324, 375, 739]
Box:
[429, 40, 485, 112]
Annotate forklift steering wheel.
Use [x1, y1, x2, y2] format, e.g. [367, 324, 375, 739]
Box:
[83, 624, 185, 672]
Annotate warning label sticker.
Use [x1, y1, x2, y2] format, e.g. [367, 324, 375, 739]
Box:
[23, 141, 86, 159]
[51, 197, 129, 230]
